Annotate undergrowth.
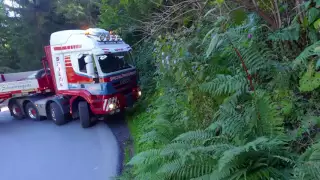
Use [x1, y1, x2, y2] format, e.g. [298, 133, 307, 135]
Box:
[116, 1, 320, 179]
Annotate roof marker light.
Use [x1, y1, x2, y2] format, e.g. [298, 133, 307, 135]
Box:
[85, 28, 123, 42]
[99, 34, 106, 41]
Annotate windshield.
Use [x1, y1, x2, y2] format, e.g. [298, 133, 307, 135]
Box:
[97, 52, 133, 74]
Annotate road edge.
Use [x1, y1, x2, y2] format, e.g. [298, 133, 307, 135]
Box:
[107, 116, 133, 176]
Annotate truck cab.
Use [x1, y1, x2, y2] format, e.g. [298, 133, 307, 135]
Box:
[3, 28, 141, 128]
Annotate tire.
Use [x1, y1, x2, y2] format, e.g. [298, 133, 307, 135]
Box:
[25, 102, 42, 121]
[78, 101, 92, 128]
[49, 102, 67, 126]
[8, 100, 25, 120]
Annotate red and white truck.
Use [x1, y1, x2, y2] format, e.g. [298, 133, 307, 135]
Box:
[0, 28, 141, 128]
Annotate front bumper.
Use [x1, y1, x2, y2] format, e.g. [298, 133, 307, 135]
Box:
[89, 87, 141, 115]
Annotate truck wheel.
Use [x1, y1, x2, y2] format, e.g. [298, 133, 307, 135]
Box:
[78, 101, 92, 128]
[25, 102, 42, 121]
[49, 102, 67, 126]
[9, 101, 25, 120]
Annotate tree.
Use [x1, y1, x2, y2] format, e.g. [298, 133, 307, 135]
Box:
[0, 0, 102, 71]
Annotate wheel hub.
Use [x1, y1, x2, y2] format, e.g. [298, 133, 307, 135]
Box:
[28, 108, 37, 119]
[51, 109, 56, 121]
[12, 105, 21, 115]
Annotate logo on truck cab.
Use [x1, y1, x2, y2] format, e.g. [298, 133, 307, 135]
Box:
[110, 71, 136, 81]
[54, 45, 82, 51]
[56, 57, 64, 87]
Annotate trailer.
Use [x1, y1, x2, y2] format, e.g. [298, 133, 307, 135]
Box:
[0, 28, 141, 128]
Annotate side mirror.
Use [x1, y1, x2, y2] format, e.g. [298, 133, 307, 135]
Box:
[84, 55, 93, 64]
[84, 55, 95, 76]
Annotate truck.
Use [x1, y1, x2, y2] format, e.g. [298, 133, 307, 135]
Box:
[0, 28, 141, 128]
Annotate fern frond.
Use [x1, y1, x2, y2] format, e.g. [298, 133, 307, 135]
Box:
[186, 144, 235, 157]
[127, 149, 162, 166]
[272, 155, 296, 165]
[238, 46, 272, 74]
[251, 90, 284, 137]
[160, 142, 194, 156]
[156, 158, 185, 176]
[268, 61, 294, 89]
[173, 155, 218, 180]
[200, 74, 248, 96]
[268, 23, 300, 41]
[139, 130, 171, 144]
[293, 162, 320, 180]
[217, 137, 281, 171]
[293, 40, 320, 68]
[151, 117, 174, 131]
[298, 61, 320, 92]
[224, 14, 258, 44]
[298, 142, 320, 162]
[191, 163, 237, 180]
[133, 172, 166, 180]
[173, 130, 217, 142]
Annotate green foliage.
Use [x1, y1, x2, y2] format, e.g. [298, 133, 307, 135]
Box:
[293, 142, 320, 180]
[293, 41, 320, 67]
[119, 1, 320, 178]
[314, 19, 320, 29]
[268, 23, 300, 41]
[299, 60, 320, 92]
[0, 0, 100, 72]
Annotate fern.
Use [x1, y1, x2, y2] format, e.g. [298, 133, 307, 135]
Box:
[299, 60, 320, 92]
[236, 46, 272, 74]
[200, 74, 248, 96]
[268, 23, 300, 41]
[122, 5, 320, 180]
[160, 142, 194, 156]
[139, 129, 171, 144]
[173, 130, 218, 142]
[293, 40, 320, 67]
[133, 172, 166, 180]
[191, 168, 232, 180]
[251, 90, 284, 137]
[293, 142, 320, 180]
[173, 157, 217, 180]
[127, 149, 162, 166]
[156, 158, 185, 176]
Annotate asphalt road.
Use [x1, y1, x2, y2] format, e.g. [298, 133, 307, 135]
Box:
[0, 111, 119, 180]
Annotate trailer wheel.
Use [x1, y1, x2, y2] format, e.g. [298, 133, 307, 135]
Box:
[25, 102, 42, 121]
[78, 101, 92, 128]
[49, 102, 67, 126]
[9, 101, 25, 120]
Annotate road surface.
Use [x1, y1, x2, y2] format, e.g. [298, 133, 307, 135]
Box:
[0, 111, 119, 180]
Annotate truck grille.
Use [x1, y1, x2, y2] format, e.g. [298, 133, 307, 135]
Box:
[112, 77, 136, 95]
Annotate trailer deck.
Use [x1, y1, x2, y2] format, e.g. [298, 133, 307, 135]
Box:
[0, 70, 53, 100]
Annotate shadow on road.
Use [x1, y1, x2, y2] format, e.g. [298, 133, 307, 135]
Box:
[105, 112, 133, 175]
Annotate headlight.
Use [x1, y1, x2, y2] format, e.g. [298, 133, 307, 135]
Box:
[138, 91, 142, 96]
[108, 103, 115, 109]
